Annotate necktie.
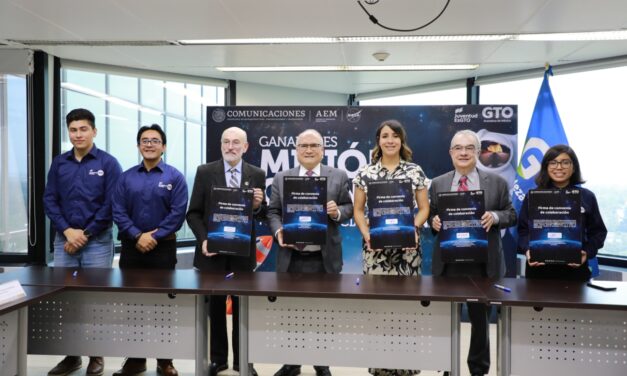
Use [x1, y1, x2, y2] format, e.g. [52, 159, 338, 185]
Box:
[296, 169, 315, 251]
[458, 175, 469, 192]
[228, 168, 239, 188]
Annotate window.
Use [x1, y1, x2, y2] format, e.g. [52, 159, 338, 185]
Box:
[0, 74, 28, 254]
[61, 67, 225, 243]
[481, 67, 627, 259]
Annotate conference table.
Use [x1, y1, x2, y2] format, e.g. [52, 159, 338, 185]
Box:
[2, 268, 626, 376]
[471, 277, 627, 376]
[0, 267, 485, 376]
[0, 285, 64, 376]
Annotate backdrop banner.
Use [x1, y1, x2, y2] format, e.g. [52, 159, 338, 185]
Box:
[206, 105, 517, 274]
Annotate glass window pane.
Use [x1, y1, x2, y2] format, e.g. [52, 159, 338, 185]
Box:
[165, 81, 185, 117]
[164, 117, 185, 172]
[551, 67, 627, 259]
[140, 78, 164, 111]
[108, 103, 139, 170]
[140, 111, 163, 127]
[0, 74, 28, 254]
[202, 85, 226, 106]
[109, 74, 138, 103]
[186, 84, 202, 121]
[186, 121, 202, 182]
[65, 69, 105, 92]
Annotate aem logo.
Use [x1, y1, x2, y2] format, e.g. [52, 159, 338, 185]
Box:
[482, 106, 514, 119]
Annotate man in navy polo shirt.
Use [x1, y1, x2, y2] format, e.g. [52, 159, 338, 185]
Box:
[112, 124, 188, 376]
[43, 108, 122, 376]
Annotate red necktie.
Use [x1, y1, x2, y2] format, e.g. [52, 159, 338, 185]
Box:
[305, 170, 314, 177]
[458, 175, 469, 192]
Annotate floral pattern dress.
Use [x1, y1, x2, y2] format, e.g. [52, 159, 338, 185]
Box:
[353, 159, 428, 376]
[353, 159, 428, 276]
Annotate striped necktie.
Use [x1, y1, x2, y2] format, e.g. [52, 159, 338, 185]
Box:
[305, 170, 314, 177]
[228, 167, 239, 188]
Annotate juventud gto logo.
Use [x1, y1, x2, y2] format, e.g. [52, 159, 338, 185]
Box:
[453, 107, 479, 123]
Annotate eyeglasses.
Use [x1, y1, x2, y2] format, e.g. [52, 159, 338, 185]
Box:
[297, 143, 322, 150]
[451, 145, 476, 152]
[140, 138, 163, 145]
[548, 159, 573, 168]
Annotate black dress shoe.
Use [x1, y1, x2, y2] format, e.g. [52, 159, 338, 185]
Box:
[209, 362, 228, 376]
[274, 365, 301, 376]
[112, 358, 147, 376]
[314, 366, 331, 376]
[233, 364, 258, 376]
[48, 356, 82, 376]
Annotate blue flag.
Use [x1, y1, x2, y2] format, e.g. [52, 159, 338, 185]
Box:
[512, 66, 568, 210]
[511, 66, 598, 277]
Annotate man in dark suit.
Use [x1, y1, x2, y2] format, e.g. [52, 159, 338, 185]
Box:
[268, 129, 353, 376]
[429, 129, 516, 376]
[187, 126, 266, 376]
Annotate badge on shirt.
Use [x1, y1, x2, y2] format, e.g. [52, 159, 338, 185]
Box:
[88, 169, 105, 176]
[158, 181, 173, 191]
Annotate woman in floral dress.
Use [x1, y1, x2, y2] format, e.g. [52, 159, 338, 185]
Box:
[352, 119, 430, 376]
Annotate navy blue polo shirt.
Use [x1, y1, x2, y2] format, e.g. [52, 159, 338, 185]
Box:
[43, 145, 122, 236]
[112, 159, 188, 240]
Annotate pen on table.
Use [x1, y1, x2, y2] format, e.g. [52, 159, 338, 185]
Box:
[493, 284, 511, 293]
[355, 277, 360, 286]
[225, 272, 235, 279]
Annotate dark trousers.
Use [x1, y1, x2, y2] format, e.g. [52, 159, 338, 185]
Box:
[285, 251, 328, 370]
[120, 239, 177, 269]
[287, 251, 326, 274]
[443, 263, 490, 375]
[210, 295, 239, 365]
[120, 238, 177, 364]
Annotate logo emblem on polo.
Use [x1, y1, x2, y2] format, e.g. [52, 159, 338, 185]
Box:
[158, 182, 173, 190]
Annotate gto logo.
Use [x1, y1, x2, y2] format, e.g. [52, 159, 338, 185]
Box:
[482, 106, 514, 119]
[517, 137, 550, 179]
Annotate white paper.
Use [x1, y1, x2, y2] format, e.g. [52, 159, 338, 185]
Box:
[0, 279, 27, 306]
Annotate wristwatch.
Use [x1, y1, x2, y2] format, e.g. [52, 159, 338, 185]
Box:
[83, 230, 92, 238]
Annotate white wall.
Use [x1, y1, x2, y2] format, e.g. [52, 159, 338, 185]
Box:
[236, 81, 347, 105]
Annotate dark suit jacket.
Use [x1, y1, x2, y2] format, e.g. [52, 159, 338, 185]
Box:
[267, 165, 353, 274]
[187, 159, 267, 272]
[428, 169, 516, 278]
